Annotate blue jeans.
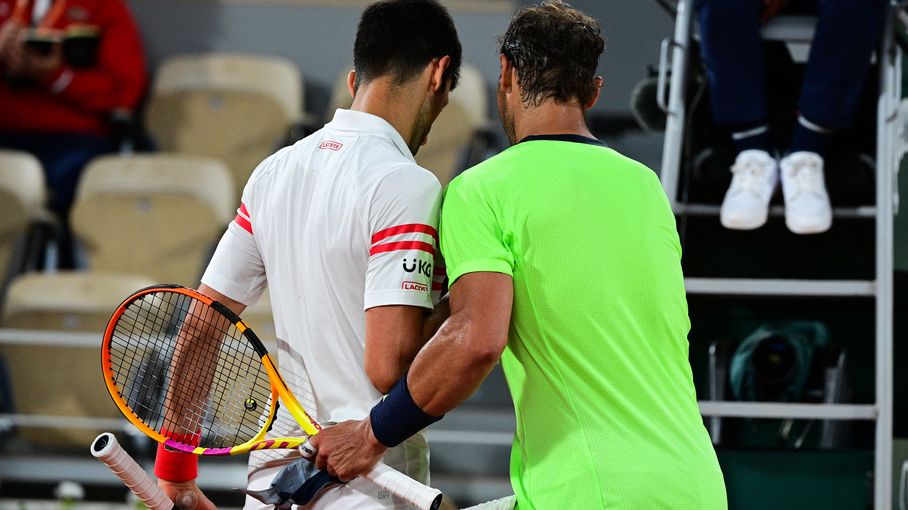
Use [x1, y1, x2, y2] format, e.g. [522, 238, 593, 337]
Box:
[0, 132, 113, 217]
[698, 0, 886, 130]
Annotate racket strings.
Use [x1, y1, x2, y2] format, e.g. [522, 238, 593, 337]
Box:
[108, 290, 273, 449]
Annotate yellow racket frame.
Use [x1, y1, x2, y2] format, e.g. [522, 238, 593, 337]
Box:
[101, 285, 321, 456]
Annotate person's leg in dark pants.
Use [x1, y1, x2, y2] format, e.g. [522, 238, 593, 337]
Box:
[700, 0, 774, 151]
[780, 0, 886, 234]
[699, 0, 779, 231]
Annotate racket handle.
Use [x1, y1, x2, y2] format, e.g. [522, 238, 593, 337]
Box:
[299, 440, 442, 510]
[91, 432, 174, 510]
[363, 462, 443, 510]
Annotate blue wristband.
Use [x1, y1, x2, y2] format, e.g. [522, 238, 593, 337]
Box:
[369, 374, 444, 447]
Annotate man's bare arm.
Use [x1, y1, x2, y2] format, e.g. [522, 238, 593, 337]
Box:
[155, 283, 246, 510]
[408, 272, 512, 415]
[198, 283, 247, 316]
[365, 305, 425, 394]
[422, 293, 450, 341]
[311, 272, 512, 481]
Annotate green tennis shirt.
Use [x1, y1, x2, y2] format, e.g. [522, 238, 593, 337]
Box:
[439, 135, 727, 509]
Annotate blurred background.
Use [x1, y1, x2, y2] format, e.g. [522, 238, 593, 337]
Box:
[0, 0, 907, 508]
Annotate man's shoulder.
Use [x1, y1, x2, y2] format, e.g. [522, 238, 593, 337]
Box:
[452, 148, 509, 181]
[447, 145, 530, 197]
[252, 144, 297, 178]
[370, 162, 441, 200]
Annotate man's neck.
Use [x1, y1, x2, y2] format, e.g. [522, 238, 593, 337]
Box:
[350, 78, 421, 150]
[513, 100, 594, 142]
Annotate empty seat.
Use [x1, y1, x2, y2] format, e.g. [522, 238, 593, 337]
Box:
[0, 271, 156, 447]
[0, 150, 48, 281]
[70, 154, 234, 286]
[145, 53, 303, 201]
[3, 271, 153, 330]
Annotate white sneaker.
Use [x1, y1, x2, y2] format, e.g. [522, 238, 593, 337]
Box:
[780, 151, 832, 234]
[720, 150, 778, 230]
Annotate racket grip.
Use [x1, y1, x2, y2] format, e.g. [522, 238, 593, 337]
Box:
[91, 433, 174, 510]
[363, 462, 443, 510]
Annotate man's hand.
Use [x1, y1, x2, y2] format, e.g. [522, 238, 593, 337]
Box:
[0, 21, 23, 65]
[6, 38, 63, 82]
[157, 479, 217, 510]
[309, 418, 387, 482]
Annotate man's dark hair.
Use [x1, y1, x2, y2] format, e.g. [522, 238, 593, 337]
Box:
[499, 1, 604, 107]
[354, 0, 462, 91]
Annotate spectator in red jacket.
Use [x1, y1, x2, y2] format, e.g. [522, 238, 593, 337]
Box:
[0, 0, 146, 225]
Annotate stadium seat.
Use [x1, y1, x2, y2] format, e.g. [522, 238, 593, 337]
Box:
[0, 271, 156, 447]
[145, 53, 305, 201]
[0, 150, 51, 287]
[70, 154, 234, 285]
[327, 63, 492, 185]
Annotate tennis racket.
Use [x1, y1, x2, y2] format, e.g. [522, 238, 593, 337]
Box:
[101, 284, 442, 510]
[91, 432, 173, 510]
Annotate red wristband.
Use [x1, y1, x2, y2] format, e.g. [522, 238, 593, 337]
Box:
[154, 442, 199, 482]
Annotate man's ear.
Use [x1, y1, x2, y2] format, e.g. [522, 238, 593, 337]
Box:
[498, 54, 514, 94]
[346, 69, 357, 99]
[584, 76, 604, 111]
[429, 55, 451, 93]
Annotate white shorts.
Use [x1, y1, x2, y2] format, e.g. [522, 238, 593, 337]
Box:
[243, 434, 430, 510]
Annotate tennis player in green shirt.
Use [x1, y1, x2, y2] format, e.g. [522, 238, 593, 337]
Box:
[311, 2, 727, 508]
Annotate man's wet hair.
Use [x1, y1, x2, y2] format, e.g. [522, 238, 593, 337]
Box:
[500, 1, 605, 106]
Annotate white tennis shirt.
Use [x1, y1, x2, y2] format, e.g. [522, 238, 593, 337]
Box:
[202, 109, 444, 481]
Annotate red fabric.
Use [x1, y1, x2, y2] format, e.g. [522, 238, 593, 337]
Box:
[154, 429, 200, 482]
[154, 442, 199, 483]
[0, 0, 148, 135]
[234, 213, 253, 235]
[369, 240, 436, 256]
[371, 223, 439, 245]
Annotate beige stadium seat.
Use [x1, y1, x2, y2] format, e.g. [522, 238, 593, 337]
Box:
[327, 64, 490, 185]
[146, 53, 303, 201]
[0, 150, 47, 280]
[0, 271, 156, 447]
[70, 154, 234, 286]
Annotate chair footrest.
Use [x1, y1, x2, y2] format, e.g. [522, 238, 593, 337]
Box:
[685, 278, 876, 297]
[699, 401, 877, 420]
[673, 203, 876, 219]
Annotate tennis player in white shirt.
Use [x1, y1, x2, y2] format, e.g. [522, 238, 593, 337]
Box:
[151, 1, 462, 508]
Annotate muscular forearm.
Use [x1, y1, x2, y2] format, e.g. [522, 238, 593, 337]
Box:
[309, 274, 511, 479]
[422, 293, 450, 341]
[408, 310, 504, 416]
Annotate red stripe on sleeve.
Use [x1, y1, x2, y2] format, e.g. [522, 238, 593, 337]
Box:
[371, 224, 438, 245]
[369, 241, 435, 256]
[239, 202, 250, 217]
[235, 214, 253, 235]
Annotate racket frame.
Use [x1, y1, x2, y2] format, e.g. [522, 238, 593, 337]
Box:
[101, 285, 443, 510]
[101, 285, 320, 456]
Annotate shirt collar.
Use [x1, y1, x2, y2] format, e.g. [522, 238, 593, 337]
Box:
[328, 109, 415, 163]
[517, 134, 607, 147]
